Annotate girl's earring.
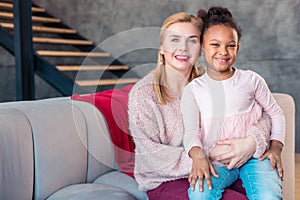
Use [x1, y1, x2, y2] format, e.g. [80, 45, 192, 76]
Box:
[160, 61, 164, 65]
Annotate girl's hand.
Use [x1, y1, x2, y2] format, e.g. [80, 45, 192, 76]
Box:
[259, 140, 284, 181]
[188, 147, 218, 192]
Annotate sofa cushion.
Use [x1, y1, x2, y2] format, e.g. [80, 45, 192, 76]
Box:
[47, 183, 136, 200]
[93, 170, 148, 200]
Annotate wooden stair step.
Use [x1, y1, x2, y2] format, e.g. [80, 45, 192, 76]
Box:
[32, 26, 76, 34]
[33, 37, 93, 45]
[0, 2, 45, 12]
[56, 65, 129, 71]
[0, 22, 76, 34]
[0, 11, 14, 19]
[32, 15, 61, 23]
[0, 11, 61, 23]
[76, 78, 139, 86]
[36, 50, 110, 57]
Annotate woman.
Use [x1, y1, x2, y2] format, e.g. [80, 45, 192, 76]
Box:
[128, 12, 275, 200]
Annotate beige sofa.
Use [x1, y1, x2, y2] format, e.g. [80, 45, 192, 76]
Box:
[0, 93, 295, 200]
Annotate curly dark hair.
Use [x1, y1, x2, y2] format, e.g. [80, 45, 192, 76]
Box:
[197, 6, 242, 43]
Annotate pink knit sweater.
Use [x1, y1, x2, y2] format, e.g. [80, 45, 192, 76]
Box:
[128, 72, 270, 192]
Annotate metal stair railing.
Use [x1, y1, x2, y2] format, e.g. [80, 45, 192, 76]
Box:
[0, 0, 138, 99]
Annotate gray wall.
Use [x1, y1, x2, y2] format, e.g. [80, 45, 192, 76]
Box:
[0, 0, 299, 152]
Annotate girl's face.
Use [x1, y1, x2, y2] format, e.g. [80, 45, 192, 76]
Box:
[202, 24, 239, 80]
[160, 22, 201, 76]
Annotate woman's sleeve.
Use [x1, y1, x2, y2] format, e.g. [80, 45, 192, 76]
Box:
[128, 87, 191, 180]
[246, 112, 271, 158]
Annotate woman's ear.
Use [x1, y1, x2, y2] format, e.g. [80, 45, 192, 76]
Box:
[160, 46, 164, 55]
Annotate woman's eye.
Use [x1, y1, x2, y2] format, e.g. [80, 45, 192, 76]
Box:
[171, 38, 179, 42]
[188, 39, 197, 44]
[228, 44, 236, 48]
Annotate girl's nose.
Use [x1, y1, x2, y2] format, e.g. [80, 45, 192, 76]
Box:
[218, 46, 228, 55]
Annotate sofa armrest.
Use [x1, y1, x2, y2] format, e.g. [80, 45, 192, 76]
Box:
[0, 108, 34, 200]
[273, 93, 295, 200]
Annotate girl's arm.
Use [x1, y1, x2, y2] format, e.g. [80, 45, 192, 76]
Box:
[181, 84, 203, 154]
[181, 84, 218, 191]
[253, 72, 285, 180]
[252, 71, 285, 145]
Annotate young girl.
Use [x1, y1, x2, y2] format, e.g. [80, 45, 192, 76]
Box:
[181, 7, 285, 200]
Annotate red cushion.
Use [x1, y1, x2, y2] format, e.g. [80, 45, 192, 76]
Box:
[72, 84, 135, 178]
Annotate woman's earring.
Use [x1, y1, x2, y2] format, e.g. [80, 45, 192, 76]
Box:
[160, 61, 164, 65]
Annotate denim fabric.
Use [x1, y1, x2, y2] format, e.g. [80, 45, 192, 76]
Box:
[188, 166, 239, 200]
[188, 158, 282, 200]
[239, 158, 282, 200]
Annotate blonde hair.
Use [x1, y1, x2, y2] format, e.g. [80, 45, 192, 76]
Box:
[153, 12, 204, 105]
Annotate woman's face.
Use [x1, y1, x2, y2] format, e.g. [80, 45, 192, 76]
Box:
[160, 22, 201, 75]
[201, 24, 239, 79]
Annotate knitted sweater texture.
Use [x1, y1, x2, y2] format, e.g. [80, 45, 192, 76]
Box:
[128, 73, 191, 191]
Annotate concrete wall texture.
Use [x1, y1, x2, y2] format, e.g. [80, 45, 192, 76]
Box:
[0, 0, 299, 152]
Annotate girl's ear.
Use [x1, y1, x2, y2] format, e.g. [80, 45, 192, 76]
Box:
[236, 43, 240, 53]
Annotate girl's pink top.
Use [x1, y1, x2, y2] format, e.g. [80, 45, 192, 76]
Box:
[181, 68, 285, 158]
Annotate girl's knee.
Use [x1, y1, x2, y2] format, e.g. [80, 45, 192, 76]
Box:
[188, 187, 211, 200]
[188, 182, 222, 200]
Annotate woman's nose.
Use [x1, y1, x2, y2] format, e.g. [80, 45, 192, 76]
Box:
[178, 41, 188, 51]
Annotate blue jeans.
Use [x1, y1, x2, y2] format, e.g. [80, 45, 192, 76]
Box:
[188, 158, 282, 200]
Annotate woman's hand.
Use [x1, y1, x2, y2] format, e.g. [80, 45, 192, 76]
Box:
[188, 147, 218, 192]
[210, 136, 256, 169]
[259, 140, 284, 181]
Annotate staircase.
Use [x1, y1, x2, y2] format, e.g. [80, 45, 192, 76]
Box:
[0, 0, 139, 98]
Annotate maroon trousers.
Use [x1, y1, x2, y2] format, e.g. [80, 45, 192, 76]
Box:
[147, 178, 248, 200]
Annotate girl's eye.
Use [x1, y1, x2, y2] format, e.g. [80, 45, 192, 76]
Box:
[227, 44, 236, 48]
[210, 43, 219, 47]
